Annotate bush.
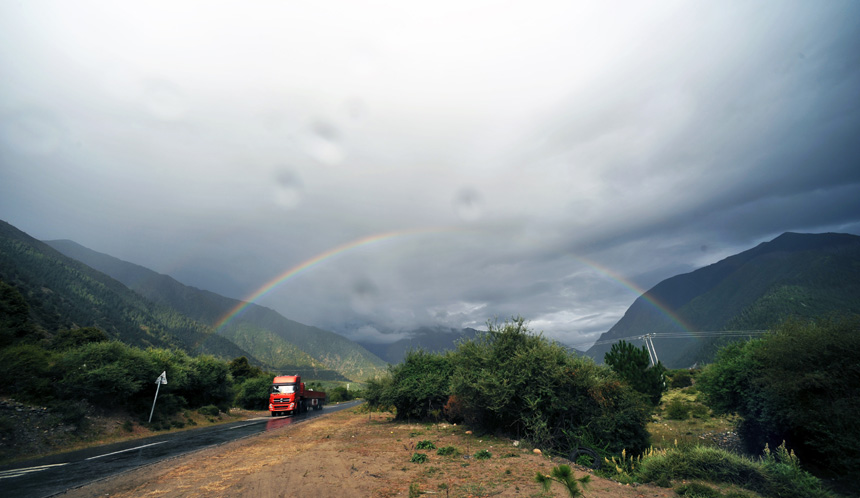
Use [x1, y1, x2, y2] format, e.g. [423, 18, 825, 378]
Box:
[637, 443, 834, 498]
[368, 317, 650, 456]
[385, 349, 453, 420]
[55, 341, 160, 411]
[416, 440, 436, 450]
[0, 344, 56, 400]
[665, 399, 690, 420]
[450, 317, 650, 455]
[668, 369, 694, 389]
[197, 404, 220, 416]
[475, 449, 492, 460]
[689, 404, 709, 419]
[410, 452, 428, 464]
[234, 377, 271, 410]
[437, 446, 458, 456]
[698, 316, 860, 478]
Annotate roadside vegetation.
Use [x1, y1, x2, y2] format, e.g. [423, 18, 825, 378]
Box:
[365, 316, 856, 496]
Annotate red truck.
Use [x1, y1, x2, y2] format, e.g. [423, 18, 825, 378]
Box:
[269, 375, 326, 416]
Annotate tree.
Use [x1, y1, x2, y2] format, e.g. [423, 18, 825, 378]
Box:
[228, 356, 263, 382]
[386, 349, 453, 420]
[698, 317, 860, 478]
[604, 340, 666, 405]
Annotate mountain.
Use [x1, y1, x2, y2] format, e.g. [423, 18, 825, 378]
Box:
[46, 239, 387, 381]
[357, 326, 481, 364]
[586, 232, 860, 368]
[0, 220, 252, 359]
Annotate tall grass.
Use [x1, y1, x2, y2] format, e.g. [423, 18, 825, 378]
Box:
[635, 443, 834, 498]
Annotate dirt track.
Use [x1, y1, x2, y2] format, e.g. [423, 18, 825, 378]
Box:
[60, 408, 677, 498]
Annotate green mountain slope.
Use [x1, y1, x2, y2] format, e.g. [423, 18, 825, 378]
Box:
[586, 232, 860, 367]
[46, 239, 387, 381]
[0, 220, 252, 360]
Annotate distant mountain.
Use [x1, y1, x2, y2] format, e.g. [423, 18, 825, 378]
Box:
[358, 326, 481, 364]
[586, 232, 860, 368]
[46, 239, 387, 381]
[0, 220, 251, 359]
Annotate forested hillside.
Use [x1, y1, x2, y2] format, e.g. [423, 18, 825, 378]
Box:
[587, 232, 860, 367]
[46, 239, 387, 381]
[0, 220, 249, 359]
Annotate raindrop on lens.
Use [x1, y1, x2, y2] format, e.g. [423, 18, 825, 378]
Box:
[305, 120, 344, 165]
[454, 187, 483, 222]
[273, 169, 303, 209]
[349, 277, 377, 314]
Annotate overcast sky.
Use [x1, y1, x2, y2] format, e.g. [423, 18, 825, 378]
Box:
[2, 1, 859, 348]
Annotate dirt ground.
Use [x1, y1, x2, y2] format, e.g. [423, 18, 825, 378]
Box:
[60, 408, 679, 498]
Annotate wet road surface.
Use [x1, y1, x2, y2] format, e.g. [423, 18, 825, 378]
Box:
[0, 400, 362, 498]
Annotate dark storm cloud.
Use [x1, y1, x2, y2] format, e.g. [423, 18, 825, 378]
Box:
[1, 1, 858, 346]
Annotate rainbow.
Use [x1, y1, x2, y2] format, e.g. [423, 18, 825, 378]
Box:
[572, 254, 692, 333]
[214, 227, 692, 338]
[214, 227, 454, 331]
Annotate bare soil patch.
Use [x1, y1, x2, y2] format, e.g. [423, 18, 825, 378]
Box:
[61, 408, 677, 498]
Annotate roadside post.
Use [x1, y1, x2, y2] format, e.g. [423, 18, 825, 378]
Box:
[148, 371, 168, 423]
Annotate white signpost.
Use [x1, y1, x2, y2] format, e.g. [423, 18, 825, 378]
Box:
[148, 371, 168, 423]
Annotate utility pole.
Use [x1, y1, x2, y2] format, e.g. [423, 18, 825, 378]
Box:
[642, 334, 659, 367]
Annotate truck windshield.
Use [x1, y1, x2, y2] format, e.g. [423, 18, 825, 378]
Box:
[272, 384, 296, 394]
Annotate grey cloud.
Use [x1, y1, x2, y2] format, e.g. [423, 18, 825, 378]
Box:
[2, 1, 859, 348]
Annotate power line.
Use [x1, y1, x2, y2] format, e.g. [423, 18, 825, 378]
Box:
[573, 330, 769, 349]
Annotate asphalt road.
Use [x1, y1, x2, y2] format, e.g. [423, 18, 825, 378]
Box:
[0, 400, 363, 498]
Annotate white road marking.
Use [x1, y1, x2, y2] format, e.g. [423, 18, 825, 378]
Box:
[228, 422, 257, 430]
[0, 462, 69, 480]
[85, 441, 167, 460]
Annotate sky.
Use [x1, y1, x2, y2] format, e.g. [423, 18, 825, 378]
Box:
[2, 1, 859, 349]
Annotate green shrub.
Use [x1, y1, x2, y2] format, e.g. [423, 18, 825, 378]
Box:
[665, 399, 690, 420]
[668, 369, 694, 389]
[410, 452, 428, 463]
[450, 317, 651, 455]
[674, 482, 721, 498]
[637, 444, 834, 498]
[416, 440, 436, 450]
[689, 404, 709, 419]
[0, 344, 56, 400]
[54, 341, 161, 411]
[437, 446, 458, 456]
[386, 350, 453, 420]
[234, 377, 271, 410]
[475, 449, 492, 460]
[698, 316, 860, 478]
[197, 404, 220, 416]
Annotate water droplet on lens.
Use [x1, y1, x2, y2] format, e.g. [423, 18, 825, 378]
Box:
[305, 120, 344, 165]
[350, 277, 377, 314]
[454, 187, 483, 222]
[273, 169, 303, 209]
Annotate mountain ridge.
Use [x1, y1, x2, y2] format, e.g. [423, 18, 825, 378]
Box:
[0, 220, 253, 360]
[45, 238, 387, 381]
[586, 232, 860, 367]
